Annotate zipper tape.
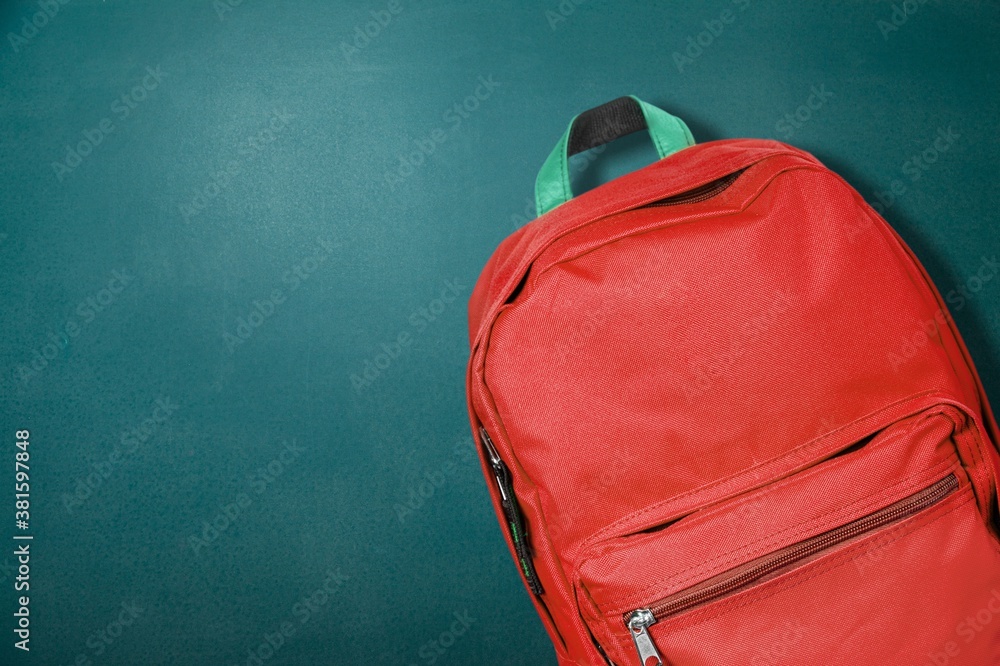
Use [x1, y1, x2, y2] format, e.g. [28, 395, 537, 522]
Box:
[622, 473, 959, 665]
[480, 427, 544, 595]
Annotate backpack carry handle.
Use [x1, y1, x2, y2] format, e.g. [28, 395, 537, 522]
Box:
[534, 96, 695, 216]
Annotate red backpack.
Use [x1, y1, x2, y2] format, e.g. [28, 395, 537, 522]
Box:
[465, 96, 1000, 665]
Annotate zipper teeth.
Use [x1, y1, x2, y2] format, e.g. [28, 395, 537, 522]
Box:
[479, 427, 544, 595]
[631, 474, 958, 623]
[644, 169, 744, 207]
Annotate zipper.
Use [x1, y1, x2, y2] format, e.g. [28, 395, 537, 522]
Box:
[627, 608, 664, 666]
[643, 169, 745, 207]
[479, 427, 544, 595]
[622, 473, 958, 665]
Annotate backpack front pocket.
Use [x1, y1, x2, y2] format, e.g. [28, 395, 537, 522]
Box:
[575, 408, 1000, 665]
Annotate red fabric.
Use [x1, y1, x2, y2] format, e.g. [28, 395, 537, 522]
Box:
[466, 139, 1000, 665]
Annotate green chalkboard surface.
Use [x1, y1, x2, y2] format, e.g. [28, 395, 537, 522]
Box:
[1, 1, 998, 664]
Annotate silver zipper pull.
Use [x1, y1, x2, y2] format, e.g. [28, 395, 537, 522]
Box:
[479, 427, 501, 466]
[479, 427, 509, 502]
[627, 609, 664, 666]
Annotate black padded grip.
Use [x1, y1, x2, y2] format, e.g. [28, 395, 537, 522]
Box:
[566, 96, 647, 156]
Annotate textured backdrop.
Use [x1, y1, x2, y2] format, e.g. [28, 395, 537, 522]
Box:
[1, 1, 998, 664]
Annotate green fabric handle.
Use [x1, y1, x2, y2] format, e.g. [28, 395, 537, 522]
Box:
[533, 96, 695, 217]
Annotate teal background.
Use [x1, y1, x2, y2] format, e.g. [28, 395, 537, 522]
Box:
[1, 1, 998, 664]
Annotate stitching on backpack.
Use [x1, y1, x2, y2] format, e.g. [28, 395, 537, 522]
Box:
[602, 460, 958, 610]
[607, 489, 976, 644]
[626, 490, 973, 635]
[599, 456, 960, 613]
[559, 133, 570, 209]
[493, 148, 807, 314]
[580, 389, 946, 550]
